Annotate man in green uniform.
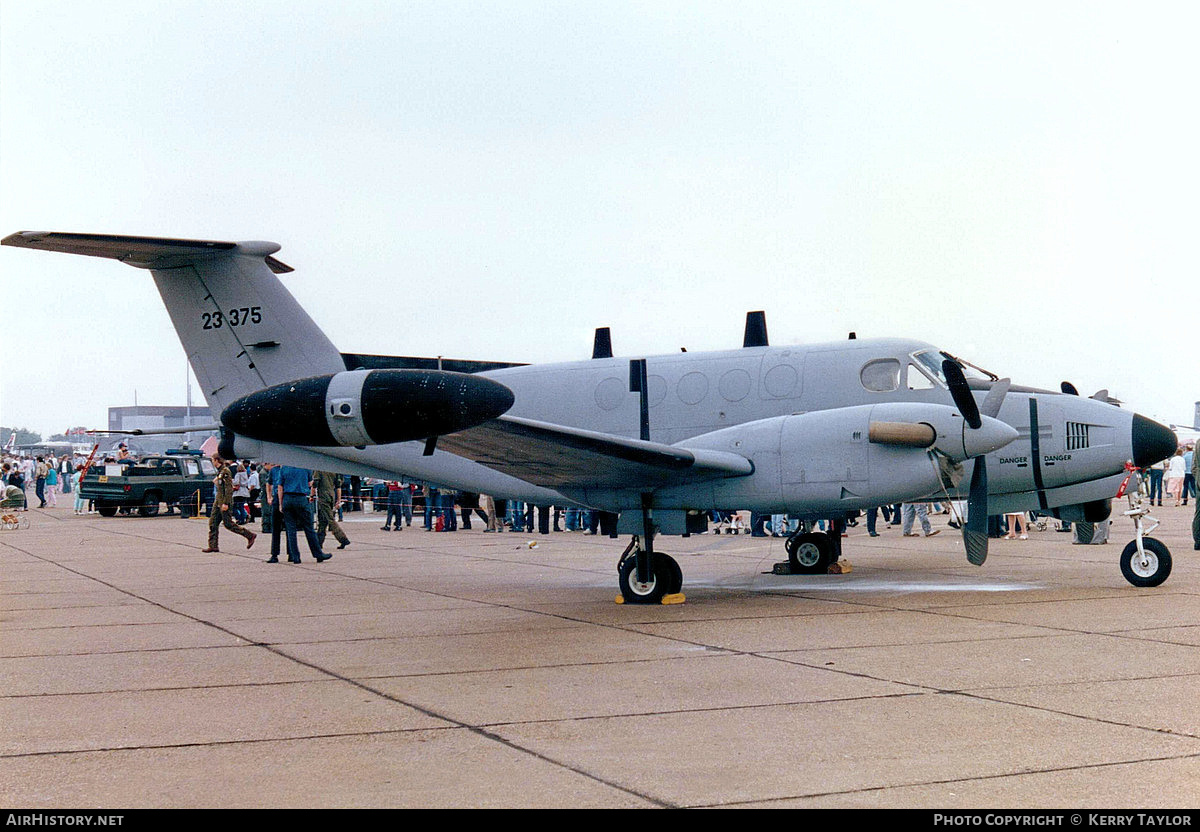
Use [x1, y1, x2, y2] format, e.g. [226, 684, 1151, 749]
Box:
[202, 455, 256, 553]
[315, 470, 350, 550]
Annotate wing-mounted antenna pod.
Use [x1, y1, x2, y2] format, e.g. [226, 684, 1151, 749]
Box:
[743, 311, 768, 348]
[592, 327, 613, 359]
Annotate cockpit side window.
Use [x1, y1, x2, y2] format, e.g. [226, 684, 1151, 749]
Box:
[907, 363, 936, 390]
[911, 350, 948, 385]
[860, 359, 901, 392]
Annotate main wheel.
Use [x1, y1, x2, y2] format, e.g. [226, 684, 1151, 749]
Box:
[618, 553, 680, 604]
[96, 503, 118, 518]
[1120, 537, 1172, 588]
[786, 532, 832, 574]
[138, 492, 161, 517]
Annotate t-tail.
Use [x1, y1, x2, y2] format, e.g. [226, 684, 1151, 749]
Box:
[3, 232, 344, 414]
[2, 232, 514, 448]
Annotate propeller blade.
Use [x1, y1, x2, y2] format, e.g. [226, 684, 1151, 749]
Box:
[964, 457, 989, 565]
[1061, 381, 1079, 396]
[979, 378, 1010, 420]
[942, 359, 981, 430]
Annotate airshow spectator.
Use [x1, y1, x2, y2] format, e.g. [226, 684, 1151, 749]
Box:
[901, 502, 940, 538]
[314, 470, 350, 550]
[44, 460, 58, 507]
[34, 457, 48, 508]
[1003, 511, 1028, 540]
[277, 466, 330, 563]
[1183, 444, 1195, 506]
[201, 455, 257, 553]
[381, 481, 408, 531]
[1166, 449, 1186, 507]
[1192, 444, 1199, 552]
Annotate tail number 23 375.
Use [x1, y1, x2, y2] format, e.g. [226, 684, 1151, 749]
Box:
[202, 307, 262, 330]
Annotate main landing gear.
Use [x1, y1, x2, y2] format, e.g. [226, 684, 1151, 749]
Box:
[617, 537, 683, 604]
[616, 493, 685, 605]
[779, 520, 844, 575]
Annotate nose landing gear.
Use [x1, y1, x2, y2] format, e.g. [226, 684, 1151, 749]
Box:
[1117, 467, 1172, 587]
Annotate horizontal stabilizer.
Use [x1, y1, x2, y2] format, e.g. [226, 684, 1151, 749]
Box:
[2, 231, 294, 274]
[88, 424, 221, 436]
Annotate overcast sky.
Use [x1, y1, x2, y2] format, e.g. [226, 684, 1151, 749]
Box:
[2, 1, 1197, 438]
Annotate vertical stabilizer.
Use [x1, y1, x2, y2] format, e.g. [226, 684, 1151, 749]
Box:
[2, 232, 344, 413]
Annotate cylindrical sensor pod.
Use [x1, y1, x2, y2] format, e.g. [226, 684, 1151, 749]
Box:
[220, 369, 515, 446]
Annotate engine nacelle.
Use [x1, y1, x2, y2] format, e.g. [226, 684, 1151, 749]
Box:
[220, 369, 515, 447]
[643, 401, 1017, 515]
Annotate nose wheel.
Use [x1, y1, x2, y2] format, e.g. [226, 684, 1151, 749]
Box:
[1120, 537, 1171, 588]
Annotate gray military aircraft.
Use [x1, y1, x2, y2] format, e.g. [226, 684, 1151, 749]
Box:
[3, 232, 1180, 600]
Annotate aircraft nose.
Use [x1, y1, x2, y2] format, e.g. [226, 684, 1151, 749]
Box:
[1132, 414, 1177, 468]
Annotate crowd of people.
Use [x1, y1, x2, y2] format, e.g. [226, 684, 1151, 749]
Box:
[5, 438, 1198, 555]
[1, 451, 85, 512]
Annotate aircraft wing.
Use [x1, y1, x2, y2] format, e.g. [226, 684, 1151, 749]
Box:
[436, 415, 753, 491]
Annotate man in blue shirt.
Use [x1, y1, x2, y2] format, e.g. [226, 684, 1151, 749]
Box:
[263, 462, 285, 562]
[276, 466, 330, 563]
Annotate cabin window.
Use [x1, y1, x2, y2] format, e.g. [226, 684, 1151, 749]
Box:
[860, 359, 901, 392]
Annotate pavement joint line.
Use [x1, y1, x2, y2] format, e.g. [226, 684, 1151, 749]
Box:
[0, 725, 464, 761]
[470, 690, 931, 730]
[951, 688, 1200, 741]
[257, 644, 677, 808]
[750, 654, 1200, 743]
[2, 534, 676, 808]
[690, 749, 1200, 808]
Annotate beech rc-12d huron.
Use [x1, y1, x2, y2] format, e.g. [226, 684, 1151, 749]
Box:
[3, 232, 1180, 601]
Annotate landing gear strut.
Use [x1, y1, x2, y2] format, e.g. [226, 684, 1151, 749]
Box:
[1117, 467, 1172, 587]
[616, 493, 684, 604]
[617, 537, 683, 604]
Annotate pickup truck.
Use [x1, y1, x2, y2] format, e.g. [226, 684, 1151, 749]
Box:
[79, 455, 216, 517]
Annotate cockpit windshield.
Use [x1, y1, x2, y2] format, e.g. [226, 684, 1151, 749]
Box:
[911, 350, 997, 385]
